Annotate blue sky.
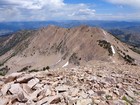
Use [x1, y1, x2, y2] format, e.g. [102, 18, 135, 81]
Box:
[0, 0, 140, 21]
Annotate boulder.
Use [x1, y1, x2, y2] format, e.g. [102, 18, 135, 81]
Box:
[9, 83, 23, 95]
[48, 95, 62, 104]
[1, 83, 11, 95]
[22, 84, 33, 94]
[0, 97, 9, 105]
[55, 85, 69, 93]
[36, 95, 62, 105]
[76, 99, 93, 105]
[5, 73, 23, 83]
[16, 75, 33, 83]
[27, 78, 39, 88]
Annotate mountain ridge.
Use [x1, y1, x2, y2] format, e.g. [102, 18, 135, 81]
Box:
[1, 21, 140, 47]
[0, 25, 140, 74]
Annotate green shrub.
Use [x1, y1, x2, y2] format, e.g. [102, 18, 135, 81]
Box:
[0, 66, 9, 76]
[43, 66, 50, 71]
[28, 69, 39, 73]
[123, 55, 135, 64]
[18, 66, 31, 72]
[97, 40, 113, 56]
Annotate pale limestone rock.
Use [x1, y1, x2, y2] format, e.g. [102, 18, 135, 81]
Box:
[76, 99, 93, 105]
[9, 83, 23, 95]
[26, 100, 35, 105]
[87, 90, 95, 96]
[16, 75, 33, 83]
[12, 102, 25, 105]
[55, 85, 69, 93]
[94, 99, 101, 104]
[113, 100, 127, 105]
[79, 91, 88, 98]
[70, 88, 79, 97]
[7, 72, 23, 78]
[22, 84, 33, 94]
[125, 90, 135, 98]
[1, 82, 12, 95]
[48, 95, 62, 104]
[45, 88, 52, 96]
[113, 88, 120, 96]
[0, 97, 9, 105]
[36, 97, 49, 105]
[29, 88, 43, 101]
[8, 84, 29, 102]
[0, 81, 4, 86]
[116, 83, 123, 88]
[27, 78, 39, 88]
[17, 92, 28, 102]
[0, 91, 2, 96]
[34, 83, 44, 89]
[37, 95, 62, 105]
[0, 62, 140, 105]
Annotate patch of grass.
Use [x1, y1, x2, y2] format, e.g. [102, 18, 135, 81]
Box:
[122, 96, 133, 105]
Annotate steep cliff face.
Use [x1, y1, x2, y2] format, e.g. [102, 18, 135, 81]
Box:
[0, 25, 140, 73]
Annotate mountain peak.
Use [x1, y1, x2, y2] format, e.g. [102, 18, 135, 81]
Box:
[0, 25, 140, 74]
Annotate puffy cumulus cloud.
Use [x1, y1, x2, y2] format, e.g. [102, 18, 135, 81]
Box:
[0, 0, 65, 10]
[105, 0, 140, 8]
[0, 0, 96, 21]
[71, 9, 95, 16]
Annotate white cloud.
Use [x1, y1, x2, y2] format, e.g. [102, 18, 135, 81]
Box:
[72, 9, 95, 16]
[0, 0, 65, 10]
[105, 0, 140, 8]
[94, 12, 140, 21]
[0, 0, 96, 21]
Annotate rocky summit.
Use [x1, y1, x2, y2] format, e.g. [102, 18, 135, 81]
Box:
[0, 61, 140, 105]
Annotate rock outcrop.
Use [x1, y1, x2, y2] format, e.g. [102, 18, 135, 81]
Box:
[0, 61, 140, 105]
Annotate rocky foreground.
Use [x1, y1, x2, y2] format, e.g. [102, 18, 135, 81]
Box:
[0, 61, 140, 105]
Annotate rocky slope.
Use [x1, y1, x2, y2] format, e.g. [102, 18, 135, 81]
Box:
[0, 25, 140, 74]
[0, 61, 140, 105]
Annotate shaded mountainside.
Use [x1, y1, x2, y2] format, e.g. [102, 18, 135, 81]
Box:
[0, 25, 140, 74]
[108, 27, 140, 47]
[0, 30, 35, 66]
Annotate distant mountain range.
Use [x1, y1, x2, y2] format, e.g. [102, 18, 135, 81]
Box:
[0, 20, 140, 47]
